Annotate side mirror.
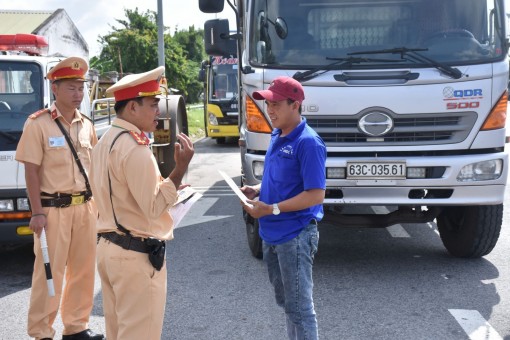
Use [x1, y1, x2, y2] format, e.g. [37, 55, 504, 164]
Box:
[204, 19, 237, 56]
[199, 0, 224, 13]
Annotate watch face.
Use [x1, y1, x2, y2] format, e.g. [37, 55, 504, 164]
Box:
[273, 203, 280, 215]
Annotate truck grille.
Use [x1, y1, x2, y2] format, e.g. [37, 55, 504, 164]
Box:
[305, 112, 476, 146]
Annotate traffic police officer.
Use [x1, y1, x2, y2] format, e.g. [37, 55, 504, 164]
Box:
[89, 66, 194, 340]
[16, 57, 104, 340]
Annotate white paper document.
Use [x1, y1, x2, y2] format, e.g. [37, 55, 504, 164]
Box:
[218, 170, 253, 208]
[169, 187, 203, 227]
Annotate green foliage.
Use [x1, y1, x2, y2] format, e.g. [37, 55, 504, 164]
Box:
[95, 8, 205, 103]
[186, 105, 206, 141]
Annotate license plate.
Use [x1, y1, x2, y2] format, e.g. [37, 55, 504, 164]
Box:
[347, 161, 406, 179]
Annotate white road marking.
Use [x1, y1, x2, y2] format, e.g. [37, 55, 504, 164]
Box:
[449, 309, 503, 340]
[385, 224, 410, 238]
[175, 197, 233, 228]
[193, 186, 236, 196]
[371, 206, 410, 238]
[427, 221, 440, 236]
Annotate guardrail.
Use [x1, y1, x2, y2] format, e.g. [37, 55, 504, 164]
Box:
[187, 104, 203, 110]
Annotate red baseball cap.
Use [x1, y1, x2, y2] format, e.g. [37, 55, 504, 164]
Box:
[253, 76, 305, 103]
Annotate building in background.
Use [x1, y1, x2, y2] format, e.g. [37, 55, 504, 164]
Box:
[0, 9, 88, 59]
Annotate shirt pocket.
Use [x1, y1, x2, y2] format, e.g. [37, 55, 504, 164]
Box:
[44, 137, 69, 168]
[273, 151, 300, 181]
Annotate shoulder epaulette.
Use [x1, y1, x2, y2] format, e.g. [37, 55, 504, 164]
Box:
[29, 108, 51, 119]
[128, 131, 150, 145]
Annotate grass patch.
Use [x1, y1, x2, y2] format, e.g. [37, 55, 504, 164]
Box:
[186, 105, 205, 142]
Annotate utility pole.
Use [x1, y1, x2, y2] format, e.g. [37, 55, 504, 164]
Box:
[157, 0, 164, 67]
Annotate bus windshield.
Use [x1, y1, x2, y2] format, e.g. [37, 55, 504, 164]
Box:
[209, 56, 238, 101]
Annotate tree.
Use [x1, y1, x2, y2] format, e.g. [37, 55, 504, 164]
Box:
[173, 26, 206, 103]
[95, 8, 204, 103]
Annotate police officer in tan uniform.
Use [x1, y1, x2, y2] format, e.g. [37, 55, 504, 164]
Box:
[15, 57, 105, 340]
[89, 66, 194, 340]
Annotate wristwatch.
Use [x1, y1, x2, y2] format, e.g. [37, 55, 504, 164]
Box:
[272, 203, 281, 215]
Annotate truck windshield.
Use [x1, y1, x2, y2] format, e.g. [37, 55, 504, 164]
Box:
[0, 61, 43, 140]
[209, 56, 238, 102]
[249, 0, 506, 68]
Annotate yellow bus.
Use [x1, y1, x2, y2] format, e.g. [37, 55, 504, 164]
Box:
[199, 55, 239, 144]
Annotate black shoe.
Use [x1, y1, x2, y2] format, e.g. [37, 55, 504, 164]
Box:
[61, 329, 105, 340]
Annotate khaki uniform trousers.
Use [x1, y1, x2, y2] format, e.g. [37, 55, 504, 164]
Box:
[97, 237, 167, 340]
[28, 200, 98, 340]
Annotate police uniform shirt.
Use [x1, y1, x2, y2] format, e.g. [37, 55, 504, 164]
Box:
[15, 103, 97, 194]
[90, 117, 177, 241]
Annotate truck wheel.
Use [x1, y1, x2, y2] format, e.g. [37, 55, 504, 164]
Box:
[158, 95, 188, 177]
[436, 204, 502, 258]
[243, 209, 263, 259]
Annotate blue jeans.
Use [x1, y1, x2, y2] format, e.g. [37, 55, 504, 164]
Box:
[263, 222, 319, 340]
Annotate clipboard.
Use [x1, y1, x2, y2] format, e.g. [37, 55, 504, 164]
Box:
[218, 170, 254, 208]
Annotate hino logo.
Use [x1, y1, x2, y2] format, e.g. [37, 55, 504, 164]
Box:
[358, 112, 393, 136]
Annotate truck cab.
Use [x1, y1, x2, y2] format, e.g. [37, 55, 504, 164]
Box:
[201, 0, 509, 259]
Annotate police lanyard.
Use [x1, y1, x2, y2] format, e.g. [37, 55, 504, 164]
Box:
[54, 116, 92, 195]
[107, 131, 132, 235]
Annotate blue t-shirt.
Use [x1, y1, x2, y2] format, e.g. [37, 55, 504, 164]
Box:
[259, 118, 326, 245]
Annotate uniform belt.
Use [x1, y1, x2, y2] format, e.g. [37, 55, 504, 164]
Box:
[40, 191, 92, 208]
[99, 232, 151, 254]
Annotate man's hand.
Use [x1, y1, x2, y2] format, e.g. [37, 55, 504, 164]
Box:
[174, 133, 194, 169]
[169, 133, 194, 190]
[30, 214, 46, 238]
[240, 185, 260, 200]
[242, 199, 272, 219]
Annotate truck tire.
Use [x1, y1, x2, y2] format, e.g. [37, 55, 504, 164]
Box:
[436, 204, 502, 258]
[244, 211, 263, 259]
[157, 95, 188, 177]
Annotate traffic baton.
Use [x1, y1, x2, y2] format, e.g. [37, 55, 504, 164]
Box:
[40, 228, 55, 297]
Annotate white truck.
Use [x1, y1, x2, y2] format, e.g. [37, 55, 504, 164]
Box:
[199, 0, 509, 258]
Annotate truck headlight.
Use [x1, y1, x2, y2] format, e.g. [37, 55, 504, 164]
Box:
[17, 198, 30, 211]
[253, 161, 264, 180]
[0, 199, 14, 211]
[457, 159, 502, 182]
[208, 112, 218, 126]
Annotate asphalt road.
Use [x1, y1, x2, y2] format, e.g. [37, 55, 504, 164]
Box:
[0, 136, 509, 340]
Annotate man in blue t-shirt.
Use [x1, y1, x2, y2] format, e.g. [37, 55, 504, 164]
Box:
[241, 76, 326, 340]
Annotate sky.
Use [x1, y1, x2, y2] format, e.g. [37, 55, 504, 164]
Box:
[3, 0, 510, 57]
[0, 0, 236, 57]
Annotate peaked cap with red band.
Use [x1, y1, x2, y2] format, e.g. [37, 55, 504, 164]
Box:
[106, 66, 165, 102]
[47, 56, 88, 82]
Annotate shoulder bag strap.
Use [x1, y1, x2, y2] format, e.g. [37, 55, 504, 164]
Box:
[54, 117, 92, 194]
[108, 130, 131, 235]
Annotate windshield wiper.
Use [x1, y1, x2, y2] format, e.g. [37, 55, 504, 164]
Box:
[0, 131, 17, 143]
[293, 56, 402, 82]
[348, 47, 463, 79]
